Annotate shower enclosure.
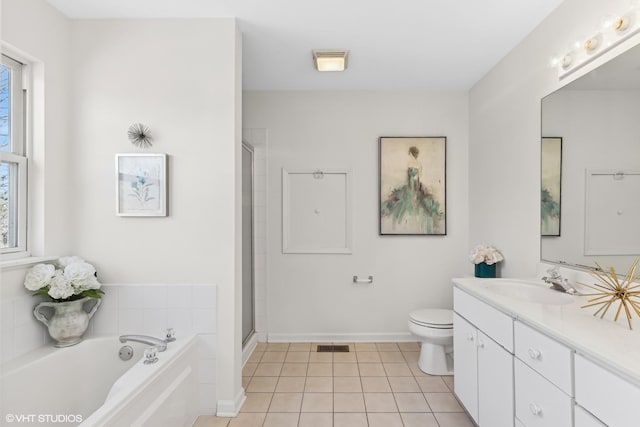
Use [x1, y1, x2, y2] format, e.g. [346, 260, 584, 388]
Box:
[241, 143, 255, 346]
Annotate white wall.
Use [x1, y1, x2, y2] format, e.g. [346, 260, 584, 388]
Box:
[68, 19, 243, 413]
[541, 90, 640, 269]
[1, 0, 72, 258]
[243, 91, 469, 340]
[1, 0, 72, 360]
[69, 19, 238, 282]
[468, 0, 640, 277]
[1, 9, 244, 415]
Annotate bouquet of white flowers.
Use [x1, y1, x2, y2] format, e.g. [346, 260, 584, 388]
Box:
[469, 244, 504, 265]
[24, 256, 104, 301]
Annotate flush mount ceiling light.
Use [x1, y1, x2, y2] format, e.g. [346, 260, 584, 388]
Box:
[312, 50, 349, 72]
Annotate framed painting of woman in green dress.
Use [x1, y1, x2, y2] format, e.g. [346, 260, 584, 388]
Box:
[379, 137, 446, 235]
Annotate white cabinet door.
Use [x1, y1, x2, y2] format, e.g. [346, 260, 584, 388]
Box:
[575, 354, 640, 427]
[454, 313, 478, 423]
[575, 405, 606, 427]
[478, 331, 514, 427]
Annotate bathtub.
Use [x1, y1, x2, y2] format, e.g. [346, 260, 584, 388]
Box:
[0, 335, 199, 427]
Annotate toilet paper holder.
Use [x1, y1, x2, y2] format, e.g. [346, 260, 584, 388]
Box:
[353, 275, 373, 284]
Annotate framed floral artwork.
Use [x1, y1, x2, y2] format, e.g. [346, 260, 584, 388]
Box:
[379, 137, 446, 235]
[541, 137, 562, 236]
[116, 153, 167, 216]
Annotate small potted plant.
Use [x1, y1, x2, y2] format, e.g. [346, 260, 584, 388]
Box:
[469, 245, 504, 278]
[24, 256, 104, 347]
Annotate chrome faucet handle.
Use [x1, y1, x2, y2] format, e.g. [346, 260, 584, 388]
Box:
[165, 328, 176, 342]
[144, 347, 159, 364]
[546, 266, 562, 279]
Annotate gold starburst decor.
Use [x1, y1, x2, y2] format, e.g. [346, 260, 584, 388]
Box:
[579, 259, 640, 330]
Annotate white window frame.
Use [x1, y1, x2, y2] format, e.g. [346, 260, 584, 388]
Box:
[0, 54, 28, 257]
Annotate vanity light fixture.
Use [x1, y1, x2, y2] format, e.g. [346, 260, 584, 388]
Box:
[554, 2, 640, 78]
[312, 50, 349, 72]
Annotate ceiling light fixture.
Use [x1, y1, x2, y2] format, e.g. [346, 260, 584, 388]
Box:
[312, 50, 349, 72]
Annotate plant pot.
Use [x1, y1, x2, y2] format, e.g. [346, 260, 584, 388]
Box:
[475, 262, 497, 278]
[33, 297, 101, 347]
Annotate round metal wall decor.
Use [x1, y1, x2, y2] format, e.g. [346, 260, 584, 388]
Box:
[127, 123, 153, 148]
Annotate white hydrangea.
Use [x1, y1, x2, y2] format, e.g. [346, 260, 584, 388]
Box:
[48, 271, 75, 299]
[24, 264, 55, 291]
[57, 256, 85, 268]
[469, 244, 504, 265]
[23, 256, 102, 301]
[64, 262, 96, 287]
[84, 274, 101, 290]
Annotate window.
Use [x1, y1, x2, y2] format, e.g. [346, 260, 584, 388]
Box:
[0, 54, 27, 254]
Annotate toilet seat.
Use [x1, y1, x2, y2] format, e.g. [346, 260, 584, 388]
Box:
[409, 309, 453, 329]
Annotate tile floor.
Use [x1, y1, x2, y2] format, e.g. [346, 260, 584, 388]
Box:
[193, 342, 474, 427]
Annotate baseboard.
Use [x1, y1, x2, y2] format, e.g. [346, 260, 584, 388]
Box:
[216, 388, 246, 417]
[266, 332, 416, 343]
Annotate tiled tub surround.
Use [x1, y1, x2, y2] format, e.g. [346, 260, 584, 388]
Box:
[195, 342, 474, 427]
[1, 282, 218, 416]
[88, 283, 218, 415]
[1, 291, 49, 363]
[1, 261, 60, 364]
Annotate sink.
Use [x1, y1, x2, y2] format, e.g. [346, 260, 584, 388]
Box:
[482, 280, 575, 305]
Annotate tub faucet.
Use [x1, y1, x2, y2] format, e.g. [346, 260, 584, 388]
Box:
[119, 335, 167, 352]
[542, 267, 576, 294]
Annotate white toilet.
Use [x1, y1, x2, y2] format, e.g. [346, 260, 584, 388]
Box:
[408, 308, 454, 375]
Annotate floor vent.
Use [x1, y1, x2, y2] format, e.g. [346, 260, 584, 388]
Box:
[316, 345, 350, 353]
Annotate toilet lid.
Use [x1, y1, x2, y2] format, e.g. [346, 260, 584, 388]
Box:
[409, 309, 453, 328]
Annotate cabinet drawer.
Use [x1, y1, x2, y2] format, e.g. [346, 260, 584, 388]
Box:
[575, 405, 606, 427]
[515, 359, 572, 427]
[575, 354, 640, 427]
[454, 287, 513, 352]
[515, 321, 573, 395]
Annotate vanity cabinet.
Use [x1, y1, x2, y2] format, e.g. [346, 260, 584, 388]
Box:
[454, 281, 640, 427]
[575, 406, 606, 427]
[453, 288, 514, 427]
[575, 354, 640, 427]
[514, 321, 573, 427]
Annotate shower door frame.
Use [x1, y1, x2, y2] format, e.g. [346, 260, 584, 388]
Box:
[242, 142, 256, 347]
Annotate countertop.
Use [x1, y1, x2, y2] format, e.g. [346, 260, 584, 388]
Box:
[453, 277, 640, 387]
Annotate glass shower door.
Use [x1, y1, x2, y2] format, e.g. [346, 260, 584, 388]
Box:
[242, 143, 255, 345]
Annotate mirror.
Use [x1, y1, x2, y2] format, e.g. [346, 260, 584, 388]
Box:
[541, 42, 640, 273]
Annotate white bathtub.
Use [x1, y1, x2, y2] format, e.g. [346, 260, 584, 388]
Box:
[0, 335, 199, 427]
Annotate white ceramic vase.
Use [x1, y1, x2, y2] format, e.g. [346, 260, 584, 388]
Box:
[33, 297, 101, 347]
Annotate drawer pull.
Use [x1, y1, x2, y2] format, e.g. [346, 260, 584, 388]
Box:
[528, 348, 541, 360]
[467, 334, 474, 342]
[529, 402, 543, 416]
[477, 339, 485, 349]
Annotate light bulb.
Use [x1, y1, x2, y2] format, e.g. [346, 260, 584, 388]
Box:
[572, 36, 585, 51]
[600, 14, 616, 30]
[584, 33, 601, 52]
[613, 14, 631, 32]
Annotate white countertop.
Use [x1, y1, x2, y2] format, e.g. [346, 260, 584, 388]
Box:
[453, 277, 640, 387]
